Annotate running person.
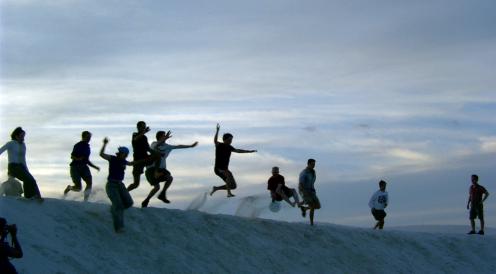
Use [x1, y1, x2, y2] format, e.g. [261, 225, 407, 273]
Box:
[210, 123, 257, 197]
[267, 166, 302, 207]
[298, 159, 320, 226]
[64, 131, 100, 201]
[467, 174, 489, 235]
[369, 180, 389, 230]
[0, 127, 42, 201]
[127, 121, 151, 192]
[141, 130, 198, 207]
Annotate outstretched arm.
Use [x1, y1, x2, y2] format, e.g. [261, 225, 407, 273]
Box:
[173, 142, 199, 149]
[214, 123, 220, 145]
[233, 148, 257, 153]
[99, 138, 112, 161]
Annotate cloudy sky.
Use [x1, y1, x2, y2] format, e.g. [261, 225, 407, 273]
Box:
[1, 0, 495, 227]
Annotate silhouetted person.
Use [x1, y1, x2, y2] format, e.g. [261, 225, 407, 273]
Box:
[0, 127, 42, 201]
[467, 174, 489, 235]
[64, 131, 100, 201]
[0, 177, 23, 197]
[210, 123, 257, 197]
[127, 121, 151, 192]
[141, 130, 198, 207]
[100, 138, 140, 233]
[369, 180, 388, 230]
[298, 159, 320, 226]
[0, 218, 23, 274]
[267, 166, 302, 207]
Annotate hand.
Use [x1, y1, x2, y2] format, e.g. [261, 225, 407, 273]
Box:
[8, 224, 17, 236]
[467, 204, 470, 210]
[216, 123, 220, 131]
[103, 137, 109, 144]
[252, 150, 257, 153]
[191, 141, 198, 147]
[165, 130, 172, 140]
[145, 127, 150, 133]
[96, 167, 101, 172]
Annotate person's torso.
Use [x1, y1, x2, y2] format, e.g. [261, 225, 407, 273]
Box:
[470, 184, 487, 204]
[152, 142, 175, 169]
[215, 143, 234, 169]
[299, 168, 316, 191]
[108, 156, 127, 181]
[6, 141, 26, 165]
[132, 133, 149, 159]
[70, 141, 90, 166]
[268, 174, 285, 191]
[373, 190, 388, 209]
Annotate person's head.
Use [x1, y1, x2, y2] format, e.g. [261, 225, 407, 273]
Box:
[222, 133, 233, 145]
[156, 131, 167, 142]
[116, 146, 129, 159]
[137, 121, 147, 132]
[471, 174, 479, 185]
[81, 131, 92, 142]
[10, 127, 25, 142]
[379, 180, 387, 191]
[272, 166, 279, 175]
[307, 158, 316, 169]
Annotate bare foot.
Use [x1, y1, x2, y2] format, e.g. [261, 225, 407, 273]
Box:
[210, 187, 217, 196]
[227, 193, 235, 198]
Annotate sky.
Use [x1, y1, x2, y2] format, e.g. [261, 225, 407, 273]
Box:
[1, 0, 495, 227]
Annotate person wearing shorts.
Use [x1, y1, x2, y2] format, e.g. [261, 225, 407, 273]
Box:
[267, 166, 301, 207]
[298, 159, 320, 225]
[369, 180, 388, 230]
[467, 174, 489, 235]
[127, 121, 151, 192]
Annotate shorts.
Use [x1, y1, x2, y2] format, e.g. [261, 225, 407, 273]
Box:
[299, 188, 321, 209]
[70, 165, 92, 189]
[371, 209, 387, 221]
[273, 186, 294, 201]
[214, 167, 228, 181]
[132, 162, 147, 176]
[470, 203, 484, 220]
[145, 167, 171, 186]
[214, 168, 236, 189]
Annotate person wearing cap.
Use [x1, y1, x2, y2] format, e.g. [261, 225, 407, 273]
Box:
[100, 137, 142, 233]
[267, 166, 302, 207]
[0, 127, 42, 201]
[0, 217, 23, 274]
[64, 131, 100, 201]
[369, 180, 389, 230]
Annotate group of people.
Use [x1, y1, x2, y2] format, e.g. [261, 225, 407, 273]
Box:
[0, 124, 491, 233]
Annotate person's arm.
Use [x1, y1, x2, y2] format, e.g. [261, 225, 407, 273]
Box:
[233, 148, 257, 153]
[467, 194, 471, 209]
[172, 142, 199, 149]
[368, 193, 376, 209]
[7, 225, 23, 258]
[87, 160, 100, 171]
[482, 191, 490, 203]
[214, 123, 220, 145]
[99, 138, 112, 161]
[0, 141, 11, 156]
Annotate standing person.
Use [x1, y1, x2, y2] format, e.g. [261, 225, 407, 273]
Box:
[210, 123, 257, 198]
[64, 131, 100, 201]
[141, 130, 198, 207]
[298, 159, 320, 226]
[127, 121, 151, 192]
[369, 180, 389, 230]
[100, 137, 138, 233]
[0, 127, 42, 200]
[0, 218, 23, 274]
[267, 166, 302, 207]
[467, 174, 489, 235]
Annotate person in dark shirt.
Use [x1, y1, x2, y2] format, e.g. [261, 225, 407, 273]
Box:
[0, 218, 22, 274]
[127, 121, 151, 192]
[100, 137, 142, 233]
[64, 131, 100, 201]
[267, 166, 302, 207]
[467, 174, 490, 235]
[210, 123, 257, 197]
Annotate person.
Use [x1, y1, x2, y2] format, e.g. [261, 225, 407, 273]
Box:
[0, 127, 42, 201]
[369, 180, 389, 230]
[127, 121, 152, 192]
[0, 217, 23, 274]
[467, 174, 489, 235]
[0, 177, 23, 197]
[210, 123, 257, 197]
[100, 137, 140, 233]
[298, 159, 321, 226]
[267, 166, 302, 207]
[64, 131, 100, 201]
[141, 130, 198, 207]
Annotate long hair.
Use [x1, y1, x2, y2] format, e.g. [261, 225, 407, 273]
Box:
[10, 127, 25, 140]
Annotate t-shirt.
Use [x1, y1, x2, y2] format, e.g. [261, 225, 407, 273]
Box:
[369, 190, 388, 210]
[299, 168, 316, 192]
[267, 174, 285, 192]
[0, 242, 17, 274]
[0, 141, 27, 166]
[469, 184, 488, 205]
[215, 143, 234, 170]
[108, 156, 128, 182]
[132, 133, 150, 160]
[149, 141, 178, 170]
[70, 141, 90, 166]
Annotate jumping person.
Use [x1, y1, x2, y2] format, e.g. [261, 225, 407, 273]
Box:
[100, 137, 140, 233]
[267, 166, 302, 207]
[0, 127, 42, 201]
[141, 130, 198, 207]
[369, 180, 389, 230]
[298, 159, 320, 226]
[127, 121, 151, 192]
[467, 174, 489, 235]
[64, 131, 100, 201]
[210, 123, 257, 197]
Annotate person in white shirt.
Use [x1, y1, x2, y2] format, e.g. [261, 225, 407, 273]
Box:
[141, 130, 198, 207]
[0, 177, 23, 197]
[368, 180, 388, 229]
[0, 127, 42, 200]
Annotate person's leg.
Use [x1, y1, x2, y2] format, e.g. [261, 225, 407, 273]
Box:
[225, 170, 237, 197]
[81, 166, 93, 201]
[142, 184, 160, 207]
[157, 175, 173, 203]
[10, 164, 41, 199]
[211, 168, 228, 196]
[127, 163, 144, 191]
[66, 166, 82, 194]
[277, 187, 295, 207]
[119, 182, 134, 210]
[291, 188, 302, 206]
[470, 219, 476, 232]
[309, 207, 315, 226]
[106, 182, 125, 232]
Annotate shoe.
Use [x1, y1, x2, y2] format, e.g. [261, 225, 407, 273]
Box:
[300, 206, 306, 218]
[64, 185, 71, 195]
[157, 196, 170, 204]
[478, 230, 484, 235]
[227, 193, 235, 198]
[467, 230, 476, 235]
[141, 200, 149, 208]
